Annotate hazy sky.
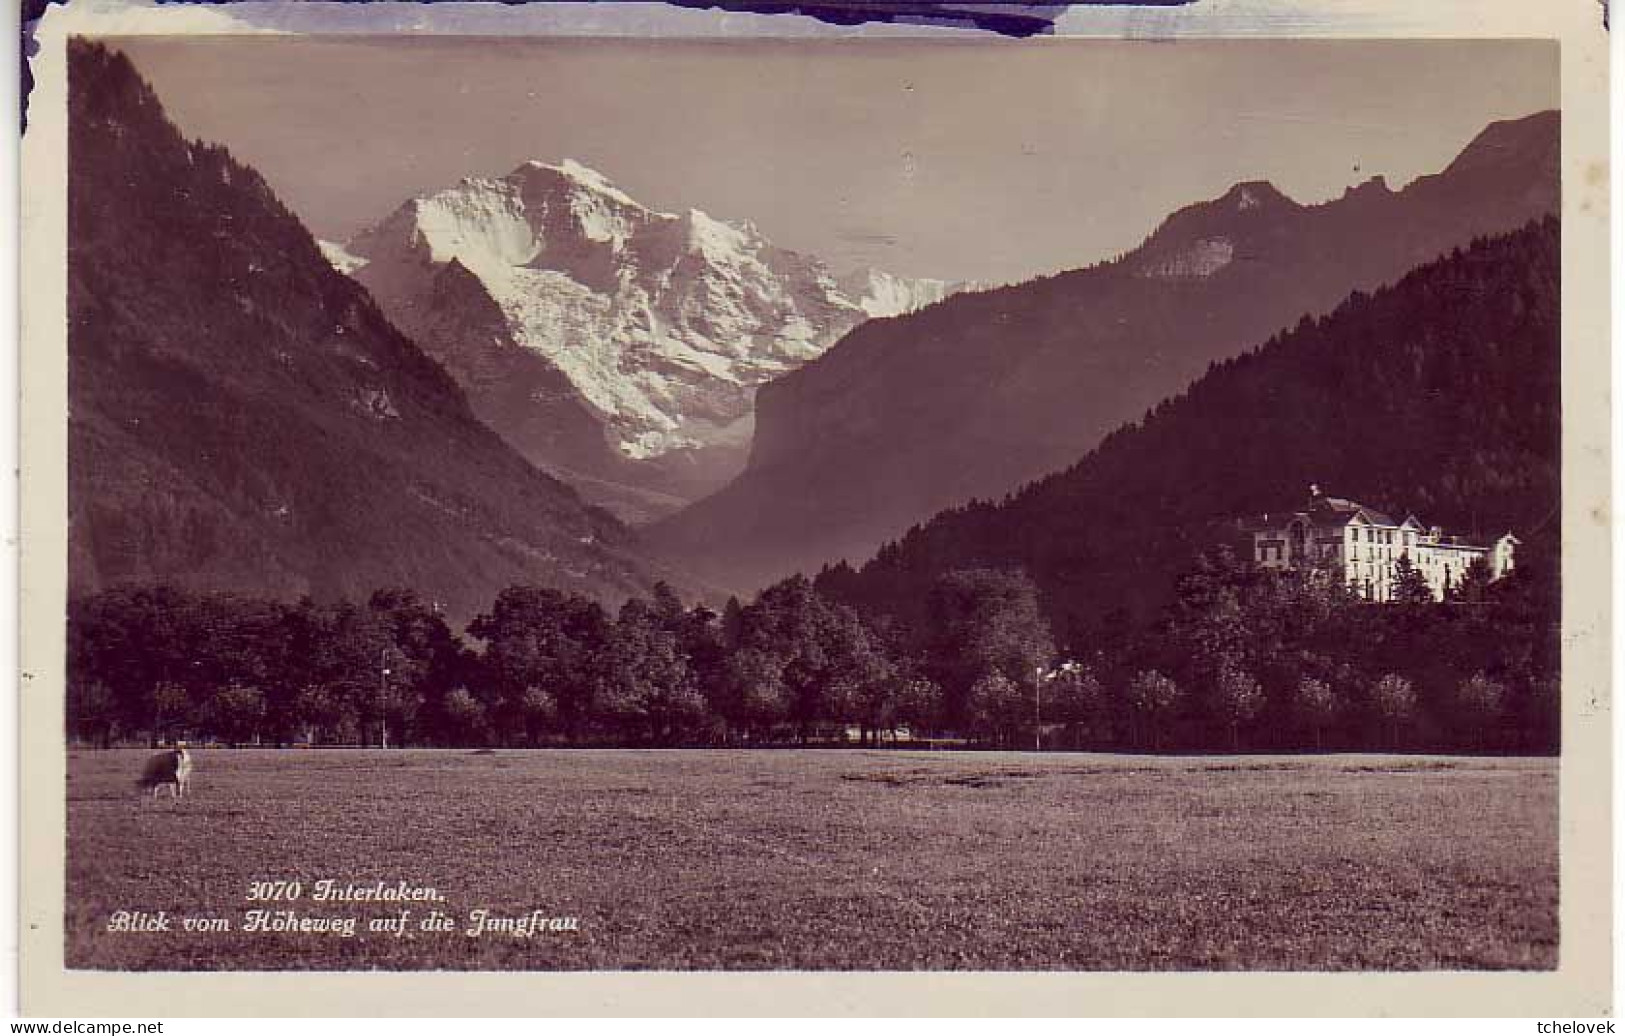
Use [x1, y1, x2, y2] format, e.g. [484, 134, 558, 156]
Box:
[112, 37, 1556, 284]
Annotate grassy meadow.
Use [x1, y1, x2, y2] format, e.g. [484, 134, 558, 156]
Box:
[65, 749, 1556, 971]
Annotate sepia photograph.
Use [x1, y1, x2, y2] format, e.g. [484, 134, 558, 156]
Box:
[16, 0, 1613, 1016]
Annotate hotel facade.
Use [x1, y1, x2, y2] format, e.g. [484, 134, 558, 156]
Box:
[1243, 488, 1518, 602]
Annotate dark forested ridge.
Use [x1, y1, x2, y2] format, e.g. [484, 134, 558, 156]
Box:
[652, 112, 1559, 592]
[67, 42, 670, 621]
[815, 218, 1560, 648]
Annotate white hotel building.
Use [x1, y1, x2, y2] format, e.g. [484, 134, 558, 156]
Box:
[1243, 488, 1518, 602]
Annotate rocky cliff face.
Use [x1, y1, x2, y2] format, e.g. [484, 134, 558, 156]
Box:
[651, 111, 1561, 593]
[68, 42, 671, 622]
[336, 162, 955, 518]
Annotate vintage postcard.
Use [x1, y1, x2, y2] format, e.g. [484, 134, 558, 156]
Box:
[18, 0, 1611, 1017]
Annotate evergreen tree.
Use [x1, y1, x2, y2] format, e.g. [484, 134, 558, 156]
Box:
[1447, 556, 1496, 604]
[1390, 554, 1434, 605]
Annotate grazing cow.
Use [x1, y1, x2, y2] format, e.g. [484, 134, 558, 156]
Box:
[139, 744, 193, 800]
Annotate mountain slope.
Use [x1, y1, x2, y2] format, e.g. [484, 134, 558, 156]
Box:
[652, 111, 1559, 591]
[815, 218, 1560, 646]
[337, 163, 955, 518]
[68, 42, 667, 622]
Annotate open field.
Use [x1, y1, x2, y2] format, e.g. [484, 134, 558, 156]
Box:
[65, 749, 1556, 970]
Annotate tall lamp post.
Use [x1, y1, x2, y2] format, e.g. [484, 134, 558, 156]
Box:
[1035, 665, 1061, 752]
[1034, 667, 1044, 752]
[379, 647, 392, 749]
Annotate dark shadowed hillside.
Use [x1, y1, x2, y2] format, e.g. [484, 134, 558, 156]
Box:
[814, 218, 1560, 648]
[653, 112, 1559, 591]
[67, 42, 668, 622]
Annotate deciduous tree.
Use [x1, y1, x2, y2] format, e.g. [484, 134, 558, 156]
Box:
[1126, 670, 1182, 750]
[201, 683, 267, 745]
[1213, 665, 1265, 750]
[1293, 676, 1341, 750]
[1370, 673, 1417, 749]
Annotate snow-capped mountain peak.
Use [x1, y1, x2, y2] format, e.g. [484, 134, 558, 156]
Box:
[522, 158, 642, 208]
[337, 159, 960, 480]
[837, 267, 959, 318]
[681, 206, 758, 260]
[405, 177, 542, 273]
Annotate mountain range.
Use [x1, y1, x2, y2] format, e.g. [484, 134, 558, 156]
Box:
[68, 39, 1562, 635]
[331, 162, 955, 521]
[67, 41, 669, 623]
[650, 110, 1560, 593]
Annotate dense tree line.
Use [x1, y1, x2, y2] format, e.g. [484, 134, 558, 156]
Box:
[1086, 549, 1557, 754]
[67, 580, 902, 749]
[67, 549, 1557, 754]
